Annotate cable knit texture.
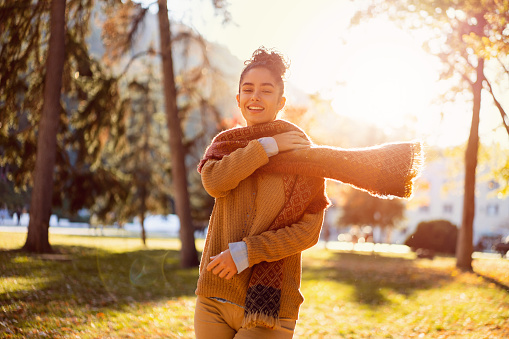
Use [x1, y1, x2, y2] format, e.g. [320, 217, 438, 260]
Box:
[196, 119, 423, 329]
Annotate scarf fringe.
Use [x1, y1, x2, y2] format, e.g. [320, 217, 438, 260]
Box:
[241, 312, 281, 330]
[404, 141, 425, 199]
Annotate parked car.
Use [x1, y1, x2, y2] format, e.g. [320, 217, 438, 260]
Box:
[494, 236, 509, 257]
[474, 233, 502, 252]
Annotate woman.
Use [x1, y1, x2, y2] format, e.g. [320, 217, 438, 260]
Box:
[194, 47, 422, 338]
[194, 47, 326, 338]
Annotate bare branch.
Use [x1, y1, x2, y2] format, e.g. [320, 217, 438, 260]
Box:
[438, 53, 474, 87]
[496, 56, 509, 79]
[119, 48, 156, 78]
[484, 78, 509, 137]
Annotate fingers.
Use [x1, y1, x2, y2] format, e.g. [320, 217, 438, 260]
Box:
[281, 131, 309, 142]
[224, 270, 236, 280]
[273, 131, 311, 152]
[206, 251, 237, 280]
[211, 262, 234, 279]
[206, 254, 221, 272]
[213, 263, 225, 276]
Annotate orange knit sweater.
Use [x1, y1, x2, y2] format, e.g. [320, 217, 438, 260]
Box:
[195, 140, 325, 320]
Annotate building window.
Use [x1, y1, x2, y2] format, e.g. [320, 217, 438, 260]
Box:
[443, 204, 453, 213]
[487, 204, 499, 216]
[419, 205, 430, 213]
[488, 180, 500, 190]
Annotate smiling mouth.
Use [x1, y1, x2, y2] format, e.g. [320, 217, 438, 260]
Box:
[247, 105, 264, 111]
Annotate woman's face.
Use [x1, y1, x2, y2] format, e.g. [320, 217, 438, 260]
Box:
[236, 67, 286, 126]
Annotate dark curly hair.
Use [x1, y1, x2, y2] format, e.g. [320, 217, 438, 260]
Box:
[239, 47, 290, 96]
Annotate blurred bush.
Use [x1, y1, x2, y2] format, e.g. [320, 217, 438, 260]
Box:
[405, 219, 458, 255]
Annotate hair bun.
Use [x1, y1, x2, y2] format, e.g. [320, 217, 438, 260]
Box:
[246, 47, 290, 79]
[239, 46, 290, 95]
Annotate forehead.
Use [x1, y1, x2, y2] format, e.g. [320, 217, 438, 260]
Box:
[240, 67, 278, 86]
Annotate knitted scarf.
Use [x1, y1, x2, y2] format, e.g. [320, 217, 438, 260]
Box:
[198, 119, 423, 329]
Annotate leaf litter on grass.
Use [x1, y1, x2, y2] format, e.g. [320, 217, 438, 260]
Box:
[296, 248, 509, 339]
[2, 234, 509, 338]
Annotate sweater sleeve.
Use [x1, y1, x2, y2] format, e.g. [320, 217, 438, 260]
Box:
[200, 140, 269, 198]
[243, 211, 325, 267]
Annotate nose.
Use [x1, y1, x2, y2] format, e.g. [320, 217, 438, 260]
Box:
[250, 90, 261, 101]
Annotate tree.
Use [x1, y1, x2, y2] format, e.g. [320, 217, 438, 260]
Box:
[91, 68, 174, 245]
[352, 0, 509, 271]
[337, 188, 406, 243]
[157, 0, 199, 267]
[101, 0, 233, 267]
[22, 0, 66, 253]
[126, 76, 170, 245]
[0, 179, 31, 220]
[1, 0, 128, 253]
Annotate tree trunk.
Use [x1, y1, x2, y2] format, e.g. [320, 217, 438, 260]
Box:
[22, 0, 66, 253]
[140, 212, 147, 246]
[139, 101, 150, 247]
[456, 58, 484, 271]
[157, 0, 199, 268]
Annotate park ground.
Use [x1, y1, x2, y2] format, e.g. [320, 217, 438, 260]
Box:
[1, 232, 509, 338]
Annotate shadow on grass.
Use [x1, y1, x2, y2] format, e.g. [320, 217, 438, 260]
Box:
[303, 251, 454, 307]
[475, 272, 509, 293]
[0, 244, 200, 324]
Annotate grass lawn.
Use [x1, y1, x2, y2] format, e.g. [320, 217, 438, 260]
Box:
[1, 232, 508, 338]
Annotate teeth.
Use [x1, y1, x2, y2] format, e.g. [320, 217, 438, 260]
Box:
[248, 106, 263, 111]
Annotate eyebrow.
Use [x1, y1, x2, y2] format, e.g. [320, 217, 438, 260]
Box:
[241, 82, 275, 88]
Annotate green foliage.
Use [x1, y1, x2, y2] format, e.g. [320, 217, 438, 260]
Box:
[0, 180, 30, 211]
[1, 1, 50, 189]
[0, 0, 232, 227]
[0, 0, 128, 220]
[89, 63, 174, 226]
[98, 9, 234, 227]
[479, 142, 509, 197]
[405, 219, 458, 254]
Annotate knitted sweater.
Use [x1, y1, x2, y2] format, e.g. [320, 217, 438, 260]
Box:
[195, 139, 325, 320]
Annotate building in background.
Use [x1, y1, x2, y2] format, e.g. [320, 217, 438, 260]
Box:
[401, 150, 509, 246]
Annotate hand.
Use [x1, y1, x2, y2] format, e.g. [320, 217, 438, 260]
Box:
[272, 131, 311, 153]
[206, 249, 237, 280]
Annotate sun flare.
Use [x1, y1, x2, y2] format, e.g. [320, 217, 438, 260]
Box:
[288, 15, 470, 146]
[157, 0, 485, 147]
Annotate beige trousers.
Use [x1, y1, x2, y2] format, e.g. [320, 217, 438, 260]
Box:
[194, 295, 296, 339]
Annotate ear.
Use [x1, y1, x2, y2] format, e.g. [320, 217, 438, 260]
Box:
[278, 96, 286, 111]
[236, 94, 240, 108]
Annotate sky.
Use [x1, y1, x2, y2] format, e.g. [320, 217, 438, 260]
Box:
[138, 0, 508, 149]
